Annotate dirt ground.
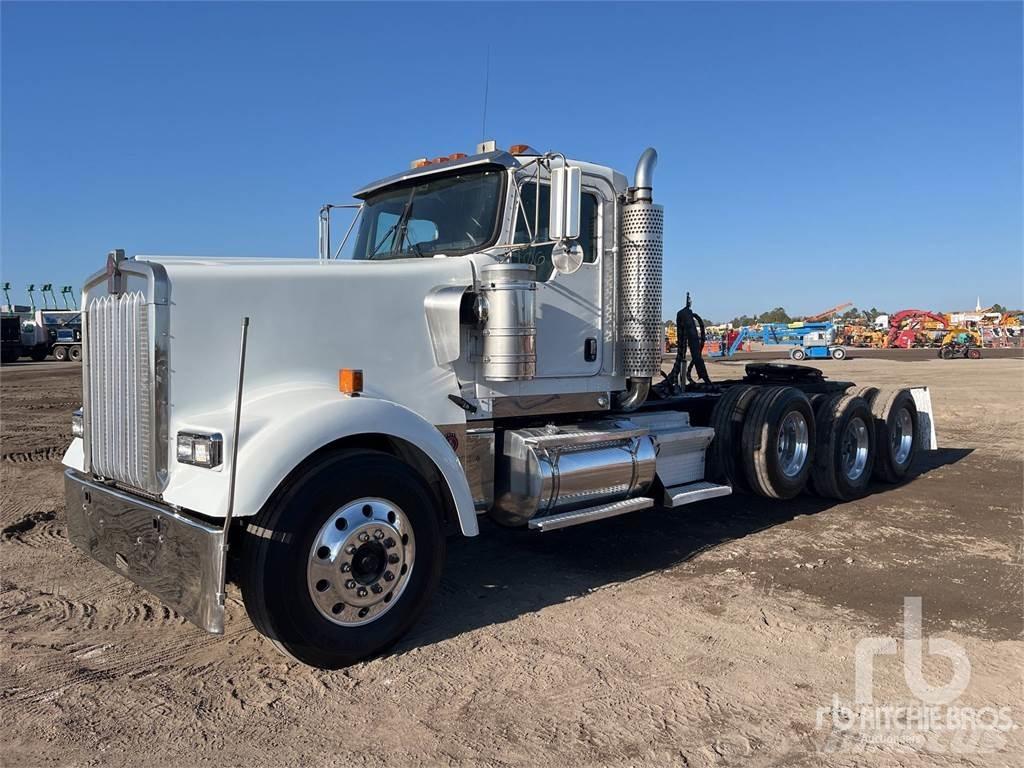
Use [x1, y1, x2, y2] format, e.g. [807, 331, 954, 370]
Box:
[1, 354, 1021, 767]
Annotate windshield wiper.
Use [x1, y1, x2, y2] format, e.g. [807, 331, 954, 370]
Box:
[370, 188, 416, 259]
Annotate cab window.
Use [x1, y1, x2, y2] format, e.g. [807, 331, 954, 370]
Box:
[513, 183, 599, 281]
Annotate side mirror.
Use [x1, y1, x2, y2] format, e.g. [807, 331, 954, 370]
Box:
[549, 164, 581, 241]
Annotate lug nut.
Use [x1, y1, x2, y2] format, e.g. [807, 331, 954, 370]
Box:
[373, 529, 384, 540]
[387, 554, 400, 565]
[345, 545, 357, 555]
[384, 538, 396, 549]
[341, 562, 351, 572]
[371, 584, 383, 594]
[383, 571, 395, 582]
[345, 579, 356, 590]
[358, 532, 370, 543]
[357, 587, 368, 597]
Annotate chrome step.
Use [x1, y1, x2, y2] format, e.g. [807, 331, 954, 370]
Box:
[528, 497, 654, 532]
[662, 480, 732, 508]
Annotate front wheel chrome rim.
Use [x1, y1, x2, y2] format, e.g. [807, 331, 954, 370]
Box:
[841, 416, 870, 481]
[892, 407, 914, 465]
[777, 411, 810, 478]
[306, 497, 415, 627]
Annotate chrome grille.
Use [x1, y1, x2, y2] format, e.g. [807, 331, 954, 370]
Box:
[84, 292, 158, 492]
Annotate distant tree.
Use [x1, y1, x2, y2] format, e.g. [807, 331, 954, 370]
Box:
[757, 307, 792, 324]
[990, 303, 1007, 314]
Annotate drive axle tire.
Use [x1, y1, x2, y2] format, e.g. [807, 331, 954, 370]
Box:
[741, 386, 815, 499]
[810, 394, 875, 500]
[708, 385, 758, 490]
[870, 388, 919, 484]
[68, 346, 82, 362]
[240, 449, 445, 669]
[52, 346, 67, 361]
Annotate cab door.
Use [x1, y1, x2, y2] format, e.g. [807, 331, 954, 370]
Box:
[512, 181, 604, 377]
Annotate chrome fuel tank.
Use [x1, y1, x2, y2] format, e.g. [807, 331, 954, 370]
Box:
[492, 421, 656, 527]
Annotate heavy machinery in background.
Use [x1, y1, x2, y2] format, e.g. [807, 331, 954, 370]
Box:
[1, 283, 83, 362]
[664, 322, 678, 352]
[62, 142, 936, 669]
[714, 320, 841, 358]
[885, 309, 947, 349]
[804, 302, 853, 323]
[938, 328, 982, 359]
[788, 328, 847, 360]
[842, 324, 886, 348]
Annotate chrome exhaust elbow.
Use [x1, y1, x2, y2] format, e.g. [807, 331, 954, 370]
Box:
[615, 377, 651, 412]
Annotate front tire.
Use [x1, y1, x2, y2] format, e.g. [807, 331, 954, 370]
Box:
[240, 449, 445, 669]
[830, 347, 846, 360]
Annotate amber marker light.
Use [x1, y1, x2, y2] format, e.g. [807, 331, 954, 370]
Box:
[338, 368, 364, 395]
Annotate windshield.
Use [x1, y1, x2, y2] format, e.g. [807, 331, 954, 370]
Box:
[42, 313, 81, 326]
[352, 168, 504, 260]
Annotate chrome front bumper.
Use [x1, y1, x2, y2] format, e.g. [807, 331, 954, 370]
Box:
[64, 469, 226, 634]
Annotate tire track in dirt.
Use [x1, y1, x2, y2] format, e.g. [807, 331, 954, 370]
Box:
[2, 446, 64, 464]
[0, 510, 58, 542]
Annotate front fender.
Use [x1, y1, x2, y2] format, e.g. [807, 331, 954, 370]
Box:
[162, 386, 478, 537]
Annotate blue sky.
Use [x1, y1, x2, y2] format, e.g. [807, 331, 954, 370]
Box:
[2, 1, 1021, 321]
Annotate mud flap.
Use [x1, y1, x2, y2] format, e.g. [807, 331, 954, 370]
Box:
[909, 386, 938, 450]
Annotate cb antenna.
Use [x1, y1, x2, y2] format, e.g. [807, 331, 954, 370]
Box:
[480, 44, 490, 141]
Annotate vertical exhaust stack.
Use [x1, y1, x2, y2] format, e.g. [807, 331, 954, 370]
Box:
[618, 148, 663, 410]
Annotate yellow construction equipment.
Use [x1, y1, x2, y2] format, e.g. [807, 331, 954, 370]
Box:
[939, 328, 982, 359]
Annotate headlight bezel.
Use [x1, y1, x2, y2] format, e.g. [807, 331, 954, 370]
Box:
[176, 431, 224, 469]
[71, 408, 84, 439]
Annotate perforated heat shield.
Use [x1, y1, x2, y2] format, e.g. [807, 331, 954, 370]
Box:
[620, 201, 664, 378]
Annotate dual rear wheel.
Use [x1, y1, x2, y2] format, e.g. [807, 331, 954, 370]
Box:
[709, 385, 920, 500]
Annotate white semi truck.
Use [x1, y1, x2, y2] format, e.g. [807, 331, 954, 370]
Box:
[62, 143, 935, 668]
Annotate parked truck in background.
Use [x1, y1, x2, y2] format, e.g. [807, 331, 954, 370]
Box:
[62, 142, 936, 668]
[21, 309, 83, 361]
[1, 313, 22, 364]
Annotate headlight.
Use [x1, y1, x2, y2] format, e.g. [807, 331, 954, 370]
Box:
[71, 408, 84, 439]
[176, 431, 223, 468]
